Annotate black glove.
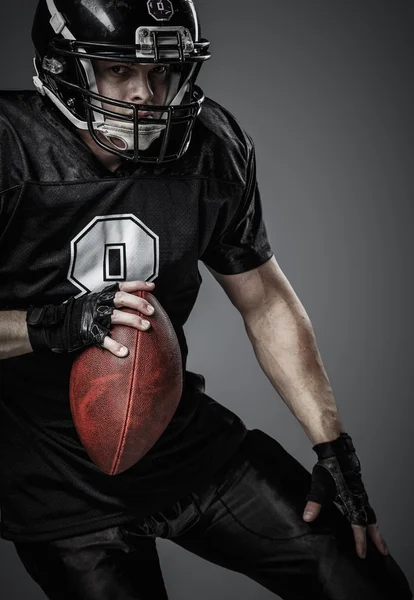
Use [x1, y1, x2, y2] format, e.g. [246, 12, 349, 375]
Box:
[306, 432, 377, 527]
[26, 283, 119, 353]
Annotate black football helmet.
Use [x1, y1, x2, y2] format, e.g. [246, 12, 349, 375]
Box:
[32, 0, 211, 163]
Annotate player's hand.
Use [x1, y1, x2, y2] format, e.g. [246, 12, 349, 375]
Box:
[26, 281, 156, 357]
[302, 433, 390, 560]
[103, 280, 156, 357]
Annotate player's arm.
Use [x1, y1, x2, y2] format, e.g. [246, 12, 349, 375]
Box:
[0, 281, 156, 361]
[208, 255, 391, 560]
[206, 254, 343, 445]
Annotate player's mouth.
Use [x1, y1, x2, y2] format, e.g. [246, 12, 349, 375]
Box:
[103, 108, 163, 122]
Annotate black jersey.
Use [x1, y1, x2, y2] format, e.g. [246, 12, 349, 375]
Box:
[0, 91, 274, 542]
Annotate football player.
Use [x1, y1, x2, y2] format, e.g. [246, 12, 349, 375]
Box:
[0, 1, 412, 599]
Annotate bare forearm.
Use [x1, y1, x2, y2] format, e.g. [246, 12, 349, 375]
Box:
[244, 298, 344, 445]
[0, 311, 33, 359]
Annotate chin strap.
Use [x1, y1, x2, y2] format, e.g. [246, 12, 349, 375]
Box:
[95, 120, 165, 151]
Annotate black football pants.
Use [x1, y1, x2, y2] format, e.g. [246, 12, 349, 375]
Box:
[14, 429, 413, 600]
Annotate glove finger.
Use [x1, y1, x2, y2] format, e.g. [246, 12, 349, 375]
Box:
[349, 502, 377, 527]
[305, 464, 337, 505]
[97, 283, 119, 307]
[93, 285, 118, 336]
[90, 322, 111, 347]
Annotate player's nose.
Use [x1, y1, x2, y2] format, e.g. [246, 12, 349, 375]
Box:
[128, 71, 154, 105]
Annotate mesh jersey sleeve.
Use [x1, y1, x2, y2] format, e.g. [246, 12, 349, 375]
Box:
[200, 142, 274, 275]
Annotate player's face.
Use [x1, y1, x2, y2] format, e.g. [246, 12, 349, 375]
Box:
[92, 60, 171, 119]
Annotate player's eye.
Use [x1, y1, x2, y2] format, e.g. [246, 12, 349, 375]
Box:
[109, 65, 131, 76]
[151, 65, 168, 75]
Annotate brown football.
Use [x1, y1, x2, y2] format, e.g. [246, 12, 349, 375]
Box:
[69, 291, 182, 476]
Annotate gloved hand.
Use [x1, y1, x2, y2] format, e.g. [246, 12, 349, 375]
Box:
[26, 283, 120, 353]
[26, 280, 156, 356]
[303, 432, 389, 559]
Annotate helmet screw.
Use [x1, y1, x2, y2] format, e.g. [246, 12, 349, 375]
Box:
[142, 29, 149, 37]
[67, 98, 75, 108]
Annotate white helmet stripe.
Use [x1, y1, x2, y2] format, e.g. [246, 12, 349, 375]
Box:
[45, 0, 75, 40]
[45, 0, 103, 122]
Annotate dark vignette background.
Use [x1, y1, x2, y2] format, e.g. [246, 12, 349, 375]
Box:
[0, 1, 413, 599]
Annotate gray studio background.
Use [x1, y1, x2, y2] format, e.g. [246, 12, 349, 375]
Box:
[0, 1, 413, 598]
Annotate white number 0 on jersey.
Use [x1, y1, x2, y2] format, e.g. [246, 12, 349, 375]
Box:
[68, 214, 159, 298]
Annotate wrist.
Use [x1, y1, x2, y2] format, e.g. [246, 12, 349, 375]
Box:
[312, 432, 354, 458]
[26, 302, 70, 352]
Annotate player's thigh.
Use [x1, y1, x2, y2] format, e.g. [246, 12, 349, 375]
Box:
[14, 525, 169, 600]
[171, 429, 412, 600]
